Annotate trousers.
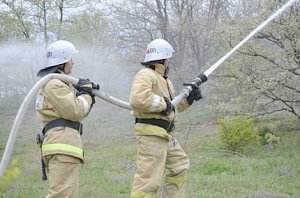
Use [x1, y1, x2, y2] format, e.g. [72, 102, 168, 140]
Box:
[131, 135, 190, 198]
[43, 154, 81, 198]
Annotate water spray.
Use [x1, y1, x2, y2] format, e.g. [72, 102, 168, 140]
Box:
[171, 0, 299, 106]
[0, 0, 297, 177]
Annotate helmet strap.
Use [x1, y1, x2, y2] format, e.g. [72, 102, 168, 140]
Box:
[164, 64, 169, 78]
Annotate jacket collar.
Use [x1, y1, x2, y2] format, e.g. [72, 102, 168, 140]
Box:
[57, 69, 67, 75]
[152, 63, 166, 76]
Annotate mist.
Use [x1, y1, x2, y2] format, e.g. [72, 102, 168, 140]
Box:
[0, 41, 139, 137]
[0, 42, 43, 83]
[72, 44, 136, 101]
[70, 44, 138, 135]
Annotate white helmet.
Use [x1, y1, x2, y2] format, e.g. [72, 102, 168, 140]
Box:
[37, 40, 78, 77]
[46, 40, 78, 67]
[143, 39, 174, 62]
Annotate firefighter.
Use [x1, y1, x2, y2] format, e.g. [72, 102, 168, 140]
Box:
[129, 39, 202, 198]
[35, 40, 97, 198]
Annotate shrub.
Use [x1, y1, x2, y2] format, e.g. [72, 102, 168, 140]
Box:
[265, 133, 280, 151]
[219, 116, 260, 153]
[258, 125, 272, 145]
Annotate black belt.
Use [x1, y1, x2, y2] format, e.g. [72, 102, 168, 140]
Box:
[135, 118, 175, 132]
[42, 118, 83, 135]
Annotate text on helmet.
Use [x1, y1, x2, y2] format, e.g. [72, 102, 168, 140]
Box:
[147, 48, 156, 54]
[47, 52, 53, 58]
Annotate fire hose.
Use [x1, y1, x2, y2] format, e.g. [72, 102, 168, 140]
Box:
[0, 74, 132, 177]
[171, 0, 298, 106]
[0, 0, 297, 177]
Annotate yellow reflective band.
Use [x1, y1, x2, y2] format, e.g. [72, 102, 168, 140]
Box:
[135, 124, 171, 139]
[165, 174, 187, 185]
[131, 191, 157, 198]
[42, 143, 83, 156]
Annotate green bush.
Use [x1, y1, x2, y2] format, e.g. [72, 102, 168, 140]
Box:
[265, 133, 280, 150]
[258, 125, 272, 145]
[219, 116, 260, 153]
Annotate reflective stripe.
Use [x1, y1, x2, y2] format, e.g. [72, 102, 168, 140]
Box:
[77, 95, 90, 114]
[42, 143, 83, 157]
[165, 174, 187, 185]
[131, 191, 157, 198]
[149, 95, 160, 111]
[135, 124, 171, 139]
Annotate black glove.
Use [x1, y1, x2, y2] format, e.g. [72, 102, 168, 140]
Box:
[75, 78, 99, 106]
[161, 97, 175, 115]
[91, 83, 100, 90]
[186, 85, 202, 105]
[75, 78, 100, 92]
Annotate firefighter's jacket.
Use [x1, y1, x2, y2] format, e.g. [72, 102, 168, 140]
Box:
[129, 63, 190, 139]
[36, 75, 93, 161]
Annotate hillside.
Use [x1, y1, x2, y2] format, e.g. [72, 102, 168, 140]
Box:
[1, 102, 300, 197]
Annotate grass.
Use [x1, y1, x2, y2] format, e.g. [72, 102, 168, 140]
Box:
[1, 104, 300, 197]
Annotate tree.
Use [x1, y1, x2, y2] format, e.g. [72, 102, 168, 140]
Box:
[0, 0, 90, 44]
[244, 0, 300, 119]
[0, 0, 32, 40]
[65, 8, 108, 47]
[209, 0, 300, 120]
[105, 0, 234, 87]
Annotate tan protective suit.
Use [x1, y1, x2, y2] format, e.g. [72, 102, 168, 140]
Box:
[129, 63, 190, 198]
[36, 76, 93, 198]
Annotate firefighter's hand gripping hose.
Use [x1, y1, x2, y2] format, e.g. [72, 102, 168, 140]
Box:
[171, 73, 207, 106]
[0, 0, 297, 178]
[75, 78, 100, 106]
[184, 83, 203, 105]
